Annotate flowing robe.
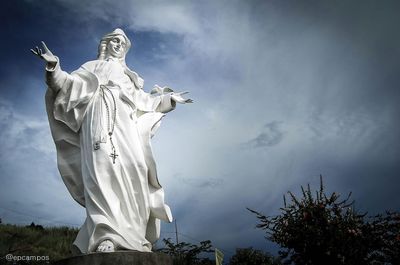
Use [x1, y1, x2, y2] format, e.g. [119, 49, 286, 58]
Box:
[45, 58, 174, 253]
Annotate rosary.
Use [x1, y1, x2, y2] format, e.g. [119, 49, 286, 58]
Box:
[94, 85, 118, 164]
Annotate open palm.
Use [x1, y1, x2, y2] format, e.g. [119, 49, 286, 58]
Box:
[171, 91, 193, 104]
[30, 41, 57, 65]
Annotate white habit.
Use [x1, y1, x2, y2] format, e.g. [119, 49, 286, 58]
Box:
[45, 58, 174, 253]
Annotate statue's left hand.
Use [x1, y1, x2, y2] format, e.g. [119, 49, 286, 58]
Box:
[171, 91, 193, 104]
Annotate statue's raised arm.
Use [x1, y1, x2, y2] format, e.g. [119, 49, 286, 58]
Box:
[30, 41, 57, 69]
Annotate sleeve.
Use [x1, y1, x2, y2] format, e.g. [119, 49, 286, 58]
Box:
[46, 59, 99, 132]
[133, 89, 176, 113]
[133, 88, 176, 114]
[156, 93, 176, 113]
[46, 57, 69, 93]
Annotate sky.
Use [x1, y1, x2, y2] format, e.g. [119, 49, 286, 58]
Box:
[1, 0, 400, 259]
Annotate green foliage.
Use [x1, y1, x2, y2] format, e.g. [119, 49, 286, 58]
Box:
[248, 176, 400, 265]
[228, 247, 281, 265]
[0, 223, 78, 263]
[159, 238, 214, 265]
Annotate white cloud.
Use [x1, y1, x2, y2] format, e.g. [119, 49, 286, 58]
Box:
[56, 0, 201, 35]
[0, 97, 85, 226]
[0, 98, 54, 158]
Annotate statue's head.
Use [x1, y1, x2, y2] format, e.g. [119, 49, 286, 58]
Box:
[98, 28, 132, 62]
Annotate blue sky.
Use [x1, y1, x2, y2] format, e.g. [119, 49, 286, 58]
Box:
[1, 0, 400, 258]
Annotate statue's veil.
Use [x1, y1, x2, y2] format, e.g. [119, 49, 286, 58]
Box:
[97, 28, 144, 89]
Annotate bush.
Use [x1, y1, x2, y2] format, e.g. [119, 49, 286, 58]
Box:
[159, 238, 214, 265]
[229, 247, 281, 265]
[248, 176, 400, 265]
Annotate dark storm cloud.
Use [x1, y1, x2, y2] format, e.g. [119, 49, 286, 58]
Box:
[246, 121, 284, 148]
[287, 1, 400, 211]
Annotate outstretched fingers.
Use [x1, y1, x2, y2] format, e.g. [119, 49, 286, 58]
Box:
[30, 48, 37, 55]
[177, 91, 193, 103]
[177, 91, 189, 96]
[31, 42, 50, 57]
[171, 92, 193, 104]
[41, 41, 50, 53]
[30, 46, 42, 57]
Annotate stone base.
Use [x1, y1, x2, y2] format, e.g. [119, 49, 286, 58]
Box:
[53, 251, 173, 265]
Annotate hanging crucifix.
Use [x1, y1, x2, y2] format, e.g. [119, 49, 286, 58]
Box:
[110, 148, 118, 164]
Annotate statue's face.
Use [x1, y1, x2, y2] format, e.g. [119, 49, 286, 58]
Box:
[106, 35, 127, 59]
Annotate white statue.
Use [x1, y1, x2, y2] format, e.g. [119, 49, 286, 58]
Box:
[31, 29, 192, 253]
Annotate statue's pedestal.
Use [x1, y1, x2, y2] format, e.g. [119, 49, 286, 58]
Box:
[53, 251, 173, 265]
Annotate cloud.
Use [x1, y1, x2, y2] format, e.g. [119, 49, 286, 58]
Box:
[246, 121, 284, 148]
[54, 0, 201, 35]
[0, 97, 85, 227]
[176, 174, 224, 189]
[0, 98, 54, 158]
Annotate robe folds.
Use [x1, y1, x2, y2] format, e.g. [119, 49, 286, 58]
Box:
[45, 58, 175, 253]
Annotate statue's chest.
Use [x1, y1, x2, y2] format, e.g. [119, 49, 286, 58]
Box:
[94, 61, 133, 89]
[108, 68, 132, 87]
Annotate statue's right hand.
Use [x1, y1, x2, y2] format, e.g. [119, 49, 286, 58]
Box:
[30, 41, 57, 67]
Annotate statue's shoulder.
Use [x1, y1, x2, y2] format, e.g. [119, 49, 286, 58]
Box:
[80, 59, 103, 71]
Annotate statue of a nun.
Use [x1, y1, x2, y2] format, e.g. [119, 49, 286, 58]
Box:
[31, 28, 192, 253]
